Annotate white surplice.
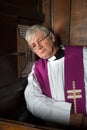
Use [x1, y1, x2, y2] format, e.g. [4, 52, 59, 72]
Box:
[24, 47, 87, 125]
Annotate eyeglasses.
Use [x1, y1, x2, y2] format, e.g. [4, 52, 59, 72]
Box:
[30, 34, 49, 51]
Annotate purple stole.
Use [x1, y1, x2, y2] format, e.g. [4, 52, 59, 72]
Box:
[34, 59, 52, 97]
[64, 46, 86, 114]
[34, 46, 86, 114]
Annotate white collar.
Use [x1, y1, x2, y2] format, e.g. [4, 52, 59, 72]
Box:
[48, 56, 56, 61]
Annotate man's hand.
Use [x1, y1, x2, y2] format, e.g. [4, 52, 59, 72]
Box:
[70, 113, 85, 128]
[84, 116, 87, 129]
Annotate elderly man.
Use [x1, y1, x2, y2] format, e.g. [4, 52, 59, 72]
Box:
[24, 24, 87, 129]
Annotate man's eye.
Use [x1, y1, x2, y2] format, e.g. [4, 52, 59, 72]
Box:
[32, 44, 36, 48]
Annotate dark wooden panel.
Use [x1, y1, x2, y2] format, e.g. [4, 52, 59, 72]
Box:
[0, 0, 44, 87]
[51, 0, 70, 45]
[0, 55, 18, 87]
[0, 118, 63, 130]
[0, 0, 39, 8]
[42, 0, 51, 28]
[0, 119, 41, 130]
[0, 14, 17, 55]
[0, 0, 43, 24]
[0, 78, 27, 119]
[70, 0, 87, 46]
[0, 14, 18, 86]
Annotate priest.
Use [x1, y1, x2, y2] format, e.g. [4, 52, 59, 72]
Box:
[24, 24, 87, 129]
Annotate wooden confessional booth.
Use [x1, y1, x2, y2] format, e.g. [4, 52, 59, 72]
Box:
[0, 0, 87, 130]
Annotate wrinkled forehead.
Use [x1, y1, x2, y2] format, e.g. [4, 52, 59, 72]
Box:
[27, 30, 44, 43]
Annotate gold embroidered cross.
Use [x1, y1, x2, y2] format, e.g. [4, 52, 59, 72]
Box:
[67, 81, 82, 113]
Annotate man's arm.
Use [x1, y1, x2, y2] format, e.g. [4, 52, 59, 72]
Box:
[24, 69, 72, 125]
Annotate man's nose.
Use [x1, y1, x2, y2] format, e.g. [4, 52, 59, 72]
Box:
[37, 42, 42, 50]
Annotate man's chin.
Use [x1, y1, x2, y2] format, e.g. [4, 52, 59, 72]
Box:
[40, 55, 48, 59]
[42, 55, 50, 59]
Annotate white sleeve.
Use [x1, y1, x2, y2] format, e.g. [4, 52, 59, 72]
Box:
[24, 65, 72, 125]
[83, 47, 87, 114]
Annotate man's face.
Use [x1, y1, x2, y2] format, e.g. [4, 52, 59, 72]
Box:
[27, 30, 57, 59]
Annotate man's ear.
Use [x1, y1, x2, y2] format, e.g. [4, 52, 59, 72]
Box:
[49, 32, 56, 42]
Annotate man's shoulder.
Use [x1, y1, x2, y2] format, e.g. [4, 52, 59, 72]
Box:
[35, 58, 47, 66]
